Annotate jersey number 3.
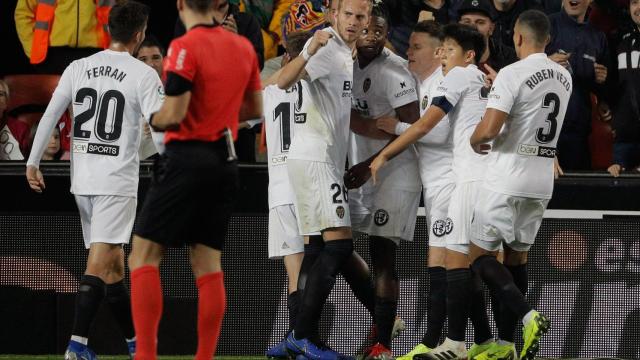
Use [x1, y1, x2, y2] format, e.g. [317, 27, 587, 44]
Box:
[73, 87, 126, 142]
[536, 93, 560, 144]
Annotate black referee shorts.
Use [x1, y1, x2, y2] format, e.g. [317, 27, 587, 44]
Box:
[135, 140, 238, 250]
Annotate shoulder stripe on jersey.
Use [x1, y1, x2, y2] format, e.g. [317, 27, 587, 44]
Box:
[431, 96, 453, 114]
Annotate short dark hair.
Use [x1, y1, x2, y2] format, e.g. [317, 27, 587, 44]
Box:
[138, 35, 165, 56]
[285, 31, 313, 58]
[185, 0, 213, 13]
[370, 1, 389, 23]
[516, 10, 551, 45]
[108, 1, 149, 44]
[442, 23, 485, 63]
[413, 20, 444, 42]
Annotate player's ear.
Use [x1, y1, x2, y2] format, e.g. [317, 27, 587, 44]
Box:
[465, 50, 475, 64]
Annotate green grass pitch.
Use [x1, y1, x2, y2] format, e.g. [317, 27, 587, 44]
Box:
[0, 357, 265, 360]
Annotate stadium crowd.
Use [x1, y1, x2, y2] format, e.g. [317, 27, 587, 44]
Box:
[2, 0, 639, 174]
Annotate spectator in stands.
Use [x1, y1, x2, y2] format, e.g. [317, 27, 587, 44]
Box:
[458, 0, 517, 73]
[40, 127, 61, 161]
[547, 0, 611, 170]
[0, 79, 30, 160]
[135, 36, 164, 77]
[607, 0, 640, 177]
[14, 0, 114, 74]
[260, 0, 328, 79]
[386, 0, 454, 58]
[490, 0, 543, 48]
[236, 0, 297, 60]
[174, 0, 264, 69]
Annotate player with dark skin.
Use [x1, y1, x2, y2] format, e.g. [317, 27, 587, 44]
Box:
[346, 16, 420, 190]
[347, 12, 421, 356]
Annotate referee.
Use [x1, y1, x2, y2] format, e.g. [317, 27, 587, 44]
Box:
[127, 1, 262, 359]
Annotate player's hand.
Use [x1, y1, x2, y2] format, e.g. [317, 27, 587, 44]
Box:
[376, 116, 399, 134]
[471, 143, 491, 155]
[369, 154, 388, 185]
[549, 52, 571, 68]
[307, 31, 333, 57]
[344, 161, 372, 189]
[222, 14, 238, 34]
[553, 156, 564, 179]
[483, 64, 498, 88]
[597, 101, 612, 122]
[26, 165, 45, 193]
[608, 164, 623, 177]
[594, 63, 607, 84]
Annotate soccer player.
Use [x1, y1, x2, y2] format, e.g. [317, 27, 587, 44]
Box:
[25, 2, 162, 359]
[346, 5, 421, 358]
[375, 20, 455, 360]
[262, 30, 314, 359]
[276, 0, 371, 358]
[370, 24, 494, 360]
[468, 10, 571, 360]
[127, 0, 263, 359]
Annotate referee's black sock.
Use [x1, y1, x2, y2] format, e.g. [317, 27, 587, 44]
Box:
[498, 264, 528, 342]
[341, 251, 376, 319]
[297, 236, 324, 301]
[295, 239, 353, 340]
[471, 256, 531, 319]
[470, 271, 493, 344]
[287, 290, 300, 332]
[72, 275, 106, 339]
[446, 268, 472, 342]
[422, 266, 446, 348]
[105, 280, 136, 340]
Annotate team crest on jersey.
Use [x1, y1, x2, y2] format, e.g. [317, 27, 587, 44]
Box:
[421, 95, 429, 110]
[374, 209, 389, 226]
[363, 78, 371, 93]
[432, 218, 453, 237]
[471, 0, 479, 6]
[480, 85, 490, 99]
[336, 206, 346, 219]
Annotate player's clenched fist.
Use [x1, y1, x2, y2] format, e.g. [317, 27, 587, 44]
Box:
[306, 31, 333, 57]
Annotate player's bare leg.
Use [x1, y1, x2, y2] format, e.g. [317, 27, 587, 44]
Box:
[128, 235, 165, 360]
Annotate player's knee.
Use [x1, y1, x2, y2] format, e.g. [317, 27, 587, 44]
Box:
[503, 248, 528, 266]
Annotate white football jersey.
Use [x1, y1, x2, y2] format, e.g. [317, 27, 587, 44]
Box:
[27, 50, 164, 197]
[264, 81, 310, 208]
[431, 64, 489, 183]
[484, 53, 572, 199]
[408, 67, 454, 189]
[287, 27, 354, 169]
[350, 48, 421, 193]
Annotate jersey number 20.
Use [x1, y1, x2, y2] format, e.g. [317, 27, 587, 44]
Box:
[536, 93, 560, 144]
[73, 87, 125, 142]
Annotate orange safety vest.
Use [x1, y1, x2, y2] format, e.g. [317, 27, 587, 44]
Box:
[29, 0, 115, 65]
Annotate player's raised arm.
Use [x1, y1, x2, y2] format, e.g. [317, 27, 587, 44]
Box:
[26, 65, 74, 192]
[277, 30, 332, 90]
